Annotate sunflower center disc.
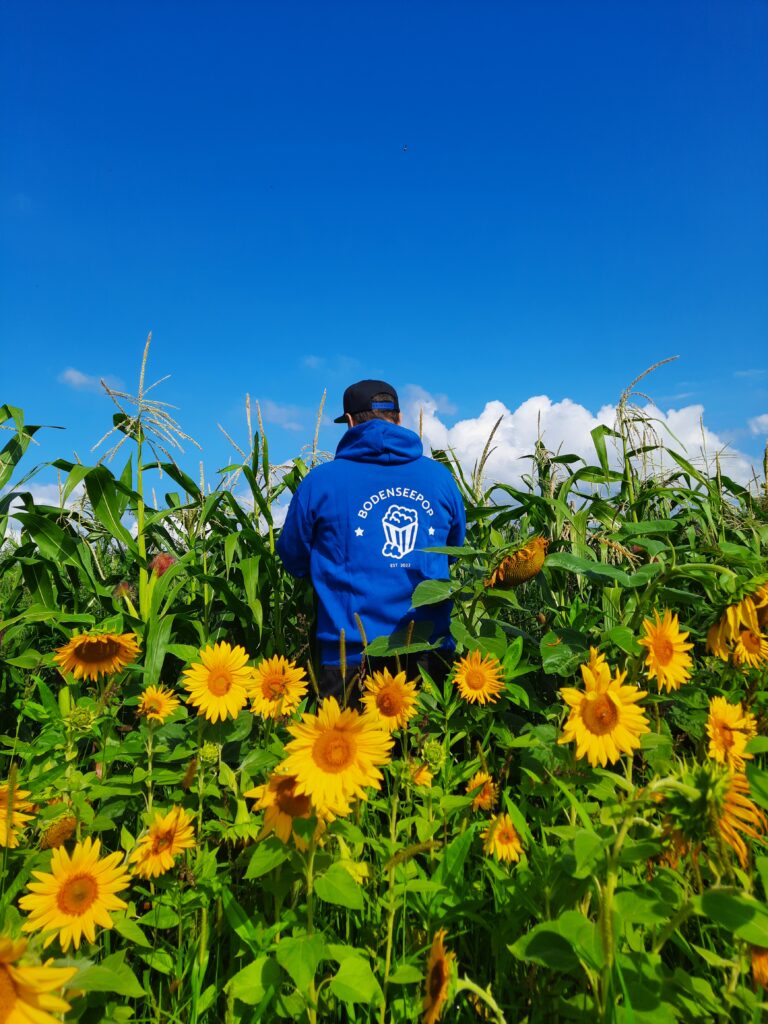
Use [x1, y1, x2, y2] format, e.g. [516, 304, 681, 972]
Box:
[741, 631, 761, 654]
[207, 670, 232, 696]
[153, 830, 175, 854]
[653, 637, 674, 665]
[717, 724, 735, 749]
[429, 962, 446, 999]
[464, 669, 487, 691]
[582, 694, 619, 736]
[57, 873, 98, 916]
[145, 701, 161, 714]
[0, 966, 16, 1022]
[276, 781, 311, 817]
[263, 677, 287, 699]
[314, 732, 354, 772]
[377, 691, 399, 716]
[75, 639, 121, 664]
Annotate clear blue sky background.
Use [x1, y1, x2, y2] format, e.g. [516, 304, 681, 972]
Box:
[2, 1, 767, 483]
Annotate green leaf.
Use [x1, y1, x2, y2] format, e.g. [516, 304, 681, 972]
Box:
[275, 933, 326, 990]
[113, 913, 150, 948]
[509, 922, 581, 973]
[410, 579, 462, 608]
[315, 863, 364, 910]
[143, 613, 175, 686]
[245, 839, 291, 880]
[545, 552, 631, 585]
[84, 465, 138, 550]
[227, 955, 282, 1005]
[72, 951, 145, 996]
[329, 957, 384, 1006]
[388, 964, 423, 984]
[695, 890, 768, 946]
[605, 626, 642, 656]
[539, 630, 588, 677]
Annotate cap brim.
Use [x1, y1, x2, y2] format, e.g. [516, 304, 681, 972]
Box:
[333, 413, 347, 423]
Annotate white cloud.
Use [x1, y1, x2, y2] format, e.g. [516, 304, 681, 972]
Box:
[734, 369, 767, 380]
[59, 368, 122, 393]
[259, 399, 305, 433]
[749, 414, 768, 436]
[401, 390, 760, 489]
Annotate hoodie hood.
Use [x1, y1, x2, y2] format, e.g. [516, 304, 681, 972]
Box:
[335, 419, 423, 465]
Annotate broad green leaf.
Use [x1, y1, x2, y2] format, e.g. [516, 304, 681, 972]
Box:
[329, 957, 384, 1006]
[315, 863, 364, 910]
[227, 955, 282, 1005]
[245, 840, 291, 880]
[275, 933, 326, 990]
[410, 579, 462, 608]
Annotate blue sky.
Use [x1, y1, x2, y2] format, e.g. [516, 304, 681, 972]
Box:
[2, 1, 767, 491]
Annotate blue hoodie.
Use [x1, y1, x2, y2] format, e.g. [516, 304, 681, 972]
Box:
[277, 419, 466, 665]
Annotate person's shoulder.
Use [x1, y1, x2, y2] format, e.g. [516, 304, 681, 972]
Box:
[418, 454, 463, 492]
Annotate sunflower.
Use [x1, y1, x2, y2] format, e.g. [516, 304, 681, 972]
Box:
[750, 946, 768, 989]
[638, 609, 694, 692]
[733, 630, 768, 669]
[580, 647, 612, 691]
[453, 650, 504, 705]
[423, 929, 455, 1024]
[130, 807, 196, 879]
[249, 656, 308, 720]
[54, 632, 139, 682]
[410, 761, 433, 787]
[183, 642, 252, 723]
[19, 836, 131, 950]
[0, 935, 77, 1024]
[485, 536, 548, 588]
[0, 781, 34, 848]
[706, 696, 757, 771]
[39, 813, 77, 851]
[717, 773, 767, 869]
[466, 770, 497, 812]
[244, 772, 321, 848]
[558, 666, 650, 768]
[481, 813, 524, 863]
[361, 668, 419, 731]
[706, 581, 768, 664]
[279, 697, 393, 817]
[137, 685, 181, 724]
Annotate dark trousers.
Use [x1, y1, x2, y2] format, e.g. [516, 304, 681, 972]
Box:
[317, 650, 453, 708]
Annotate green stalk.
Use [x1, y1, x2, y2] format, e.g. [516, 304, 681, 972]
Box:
[380, 792, 400, 1023]
[455, 978, 508, 1023]
[136, 430, 149, 620]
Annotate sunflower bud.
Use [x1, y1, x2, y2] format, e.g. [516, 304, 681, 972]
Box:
[200, 742, 220, 765]
[67, 706, 95, 733]
[423, 739, 445, 773]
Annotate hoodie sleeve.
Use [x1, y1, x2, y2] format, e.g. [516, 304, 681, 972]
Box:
[276, 483, 314, 579]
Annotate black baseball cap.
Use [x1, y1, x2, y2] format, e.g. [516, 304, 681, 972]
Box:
[333, 379, 400, 423]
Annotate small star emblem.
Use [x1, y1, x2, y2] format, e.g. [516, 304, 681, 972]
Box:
[428, 527, 436, 536]
[355, 527, 364, 537]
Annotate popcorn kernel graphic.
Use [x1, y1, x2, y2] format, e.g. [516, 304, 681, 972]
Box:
[381, 505, 419, 559]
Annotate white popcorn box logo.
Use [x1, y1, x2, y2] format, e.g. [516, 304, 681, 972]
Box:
[381, 505, 419, 559]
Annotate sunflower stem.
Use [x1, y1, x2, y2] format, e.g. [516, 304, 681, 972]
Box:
[380, 790, 400, 1023]
[455, 977, 508, 1023]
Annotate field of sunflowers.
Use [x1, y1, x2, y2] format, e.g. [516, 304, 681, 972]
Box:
[2, 354, 768, 1023]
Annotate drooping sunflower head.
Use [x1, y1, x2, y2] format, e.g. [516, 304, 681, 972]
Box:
[0, 935, 77, 1024]
[658, 763, 767, 870]
[750, 945, 768, 989]
[0, 781, 34, 848]
[453, 650, 504, 705]
[637, 609, 694, 693]
[423, 929, 456, 1024]
[250, 656, 308, 720]
[279, 697, 393, 817]
[485, 536, 548, 589]
[481, 812, 524, 863]
[558, 667, 649, 768]
[138, 685, 181, 724]
[361, 668, 419, 731]
[19, 835, 131, 950]
[466, 770, 497, 812]
[130, 806, 196, 879]
[183, 641, 252, 723]
[39, 812, 77, 850]
[54, 632, 140, 682]
[244, 771, 322, 848]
